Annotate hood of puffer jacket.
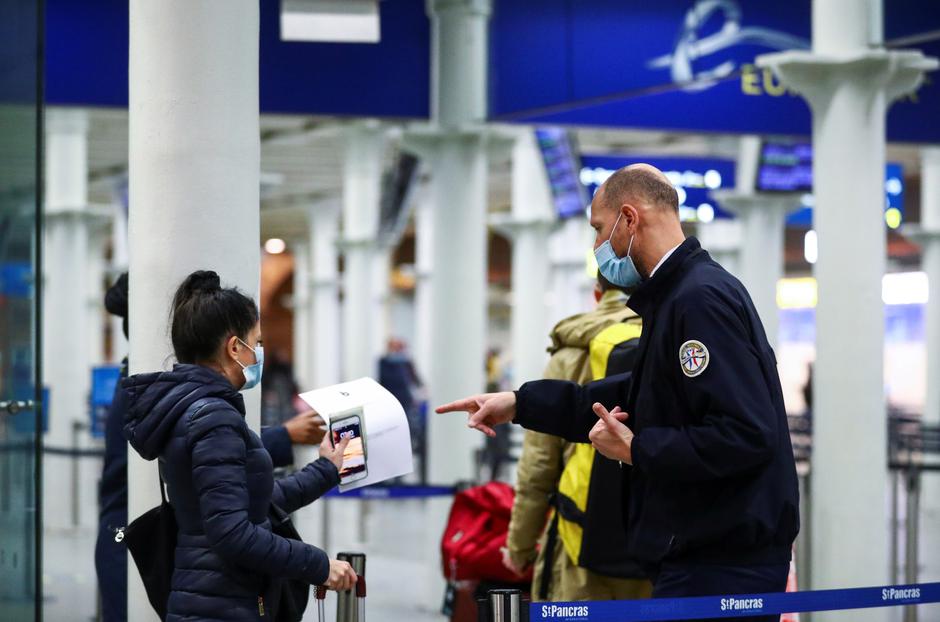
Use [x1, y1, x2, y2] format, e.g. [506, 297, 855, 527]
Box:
[122, 363, 246, 460]
[548, 290, 636, 353]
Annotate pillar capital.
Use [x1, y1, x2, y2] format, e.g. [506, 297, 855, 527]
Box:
[426, 0, 491, 18]
[401, 124, 490, 157]
[757, 49, 937, 111]
[709, 190, 804, 217]
[489, 213, 557, 240]
[45, 107, 89, 136]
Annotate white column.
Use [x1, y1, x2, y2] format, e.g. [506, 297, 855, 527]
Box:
[421, 0, 492, 480]
[292, 202, 341, 554]
[310, 200, 343, 389]
[86, 226, 108, 367]
[492, 130, 555, 386]
[404, 0, 493, 608]
[696, 219, 742, 278]
[759, 0, 935, 607]
[906, 147, 940, 587]
[291, 238, 312, 387]
[128, 3, 260, 620]
[413, 181, 434, 379]
[341, 123, 385, 381]
[709, 191, 800, 350]
[110, 197, 129, 362]
[916, 148, 940, 428]
[42, 108, 91, 531]
[548, 217, 594, 326]
[371, 247, 392, 362]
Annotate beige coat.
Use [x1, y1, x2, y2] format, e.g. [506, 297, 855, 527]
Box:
[506, 290, 650, 601]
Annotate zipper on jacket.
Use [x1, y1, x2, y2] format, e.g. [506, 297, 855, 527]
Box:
[258, 595, 265, 617]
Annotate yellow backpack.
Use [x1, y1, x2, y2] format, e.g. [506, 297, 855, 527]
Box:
[540, 318, 644, 595]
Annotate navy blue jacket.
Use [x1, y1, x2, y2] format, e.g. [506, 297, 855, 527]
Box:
[100, 360, 129, 525]
[123, 364, 338, 621]
[261, 425, 294, 468]
[515, 238, 799, 567]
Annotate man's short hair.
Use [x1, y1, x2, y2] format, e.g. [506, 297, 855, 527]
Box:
[603, 166, 679, 213]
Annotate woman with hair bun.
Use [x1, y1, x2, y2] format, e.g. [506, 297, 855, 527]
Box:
[123, 270, 356, 621]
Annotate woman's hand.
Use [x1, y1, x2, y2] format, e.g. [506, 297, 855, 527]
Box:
[325, 559, 358, 591]
[319, 433, 349, 472]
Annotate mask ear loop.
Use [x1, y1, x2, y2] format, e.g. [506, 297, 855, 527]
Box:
[235, 337, 256, 367]
[608, 211, 624, 243]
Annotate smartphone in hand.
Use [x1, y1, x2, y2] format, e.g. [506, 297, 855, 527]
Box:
[329, 407, 368, 485]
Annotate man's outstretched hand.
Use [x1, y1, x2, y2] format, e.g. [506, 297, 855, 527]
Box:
[435, 391, 517, 437]
[588, 403, 634, 464]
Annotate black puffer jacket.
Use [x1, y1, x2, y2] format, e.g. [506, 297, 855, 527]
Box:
[123, 364, 338, 621]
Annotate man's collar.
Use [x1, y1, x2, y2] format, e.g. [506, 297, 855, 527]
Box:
[649, 242, 683, 279]
[628, 237, 702, 317]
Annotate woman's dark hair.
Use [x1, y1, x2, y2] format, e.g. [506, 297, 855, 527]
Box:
[171, 270, 258, 364]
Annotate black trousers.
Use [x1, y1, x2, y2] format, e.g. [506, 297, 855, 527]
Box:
[95, 518, 128, 622]
[652, 560, 790, 622]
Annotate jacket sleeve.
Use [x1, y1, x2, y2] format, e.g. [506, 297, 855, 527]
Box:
[271, 458, 340, 515]
[506, 430, 564, 566]
[631, 288, 777, 481]
[187, 407, 329, 585]
[514, 373, 630, 443]
[261, 425, 294, 468]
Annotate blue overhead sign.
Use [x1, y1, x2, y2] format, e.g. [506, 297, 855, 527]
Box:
[489, 0, 940, 142]
[580, 155, 736, 223]
[44, 1, 939, 139]
[45, 0, 430, 118]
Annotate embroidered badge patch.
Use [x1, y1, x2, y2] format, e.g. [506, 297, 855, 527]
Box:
[679, 340, 709, 377]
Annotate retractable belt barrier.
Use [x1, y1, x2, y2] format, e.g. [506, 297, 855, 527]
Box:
[323, 484, 456, 499]
[521, 583, 940, 622]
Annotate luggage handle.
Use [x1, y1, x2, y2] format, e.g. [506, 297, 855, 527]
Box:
[315, 585, 327, 622]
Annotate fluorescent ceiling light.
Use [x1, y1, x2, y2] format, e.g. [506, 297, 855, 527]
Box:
[281, 0, 380, 43]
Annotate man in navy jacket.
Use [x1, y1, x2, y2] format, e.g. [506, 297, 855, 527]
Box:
[439, 165, 799, 620]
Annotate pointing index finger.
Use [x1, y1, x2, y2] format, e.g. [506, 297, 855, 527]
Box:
[436, 397, 479, 414]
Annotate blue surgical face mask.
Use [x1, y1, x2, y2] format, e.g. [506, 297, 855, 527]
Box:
[595, 212, 642, 288]
[235, 338, 264, 391]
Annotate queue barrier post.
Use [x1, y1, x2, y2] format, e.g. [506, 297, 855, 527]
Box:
[485, 588, 528, 622]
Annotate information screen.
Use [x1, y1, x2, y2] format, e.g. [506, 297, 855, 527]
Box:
[535, 128, 588, 220]
[756, 141, 813, 192]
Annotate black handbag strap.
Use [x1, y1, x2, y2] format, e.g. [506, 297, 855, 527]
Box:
[157, 461, 169, 505]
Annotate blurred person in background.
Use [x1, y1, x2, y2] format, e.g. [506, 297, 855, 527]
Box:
[122, 271, 356, 621]
[503, 274, 651, 602]
[95, 273, 131, 622]
[261, 348, 327, 468]
[378, 337, 424, 448]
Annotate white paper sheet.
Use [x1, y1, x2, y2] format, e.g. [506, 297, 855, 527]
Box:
[298, 377, 414, 492]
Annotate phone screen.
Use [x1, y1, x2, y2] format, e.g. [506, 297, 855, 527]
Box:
[331, 416, 367, 483]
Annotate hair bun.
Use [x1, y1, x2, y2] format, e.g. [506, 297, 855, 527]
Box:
[183, 270, 222, 294]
